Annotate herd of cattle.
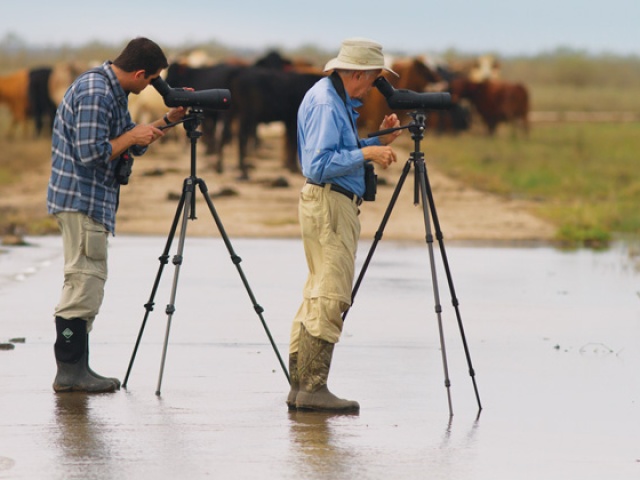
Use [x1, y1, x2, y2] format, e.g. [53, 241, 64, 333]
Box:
[0, 51, 529, 179]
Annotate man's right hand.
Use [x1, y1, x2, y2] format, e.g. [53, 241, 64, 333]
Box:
[110, 124, 165, 160]
[127, 124, 164, 146]
[362, 145, 397, 169]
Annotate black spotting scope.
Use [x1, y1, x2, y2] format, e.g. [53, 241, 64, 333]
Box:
[151, 76, 231, 110]
[374, 76, 451, 110]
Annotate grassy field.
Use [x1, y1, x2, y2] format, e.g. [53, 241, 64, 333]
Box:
[419, 121, 640, 247]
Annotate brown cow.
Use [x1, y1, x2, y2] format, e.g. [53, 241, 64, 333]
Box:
[448, 78, 529, 136]
[0, 69, 30, 138]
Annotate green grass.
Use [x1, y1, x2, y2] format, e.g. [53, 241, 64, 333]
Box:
[421, 122, 640, 248]
[528, 84, 640, 112]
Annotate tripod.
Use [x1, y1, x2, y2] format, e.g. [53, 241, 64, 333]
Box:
[344, 111, 481, 416]
[122, 109, 289, 395]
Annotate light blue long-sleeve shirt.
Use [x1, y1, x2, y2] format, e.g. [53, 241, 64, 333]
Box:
[297, 76, 381, 197]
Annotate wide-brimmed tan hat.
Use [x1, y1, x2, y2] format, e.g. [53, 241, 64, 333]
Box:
[324, 37, 398, 77]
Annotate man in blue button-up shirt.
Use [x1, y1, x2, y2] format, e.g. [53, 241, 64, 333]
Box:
[47, 37, 186, 393]
[287, 38, 402, 413]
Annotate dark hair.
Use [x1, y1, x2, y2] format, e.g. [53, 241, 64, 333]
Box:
[113, 37, 169, 78]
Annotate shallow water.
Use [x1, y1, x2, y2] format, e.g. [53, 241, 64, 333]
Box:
[1, 235, 639, 479]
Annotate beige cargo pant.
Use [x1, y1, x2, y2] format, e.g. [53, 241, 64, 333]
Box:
[53, 212, 109, 333]
[289, 183, 360, 353]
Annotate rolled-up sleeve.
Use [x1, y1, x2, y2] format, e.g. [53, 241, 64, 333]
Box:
[74, 94, 112, 166]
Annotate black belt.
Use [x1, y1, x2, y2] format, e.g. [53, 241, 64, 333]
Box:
[306, 180, 362, 206]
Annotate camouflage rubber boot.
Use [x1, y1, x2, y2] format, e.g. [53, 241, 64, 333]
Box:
[53, 317, 117, 393]
[295, 325, 359, 413]
[86, 335, 121, 390]
[286, 352, 299, 410]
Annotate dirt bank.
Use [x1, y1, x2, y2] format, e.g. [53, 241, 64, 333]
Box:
[0, 128, 555, 244]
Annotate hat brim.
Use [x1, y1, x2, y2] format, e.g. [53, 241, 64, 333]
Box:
[323, 58, 399, 77]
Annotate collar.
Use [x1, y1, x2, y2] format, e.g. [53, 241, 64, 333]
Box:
[103, 61, 129, 106]
[329, 72, 362, 109]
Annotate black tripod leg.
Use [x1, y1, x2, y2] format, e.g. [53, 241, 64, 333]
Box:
[156, 181, 195, 396]
[421, 162, 482, 412]
[342, 159, 413, 322]
[196, 179, 290, 384]
[415, 158, 454, 417]
[122, 180, 188, 388]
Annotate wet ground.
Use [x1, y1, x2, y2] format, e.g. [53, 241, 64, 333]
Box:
[1, 235, 639, 479]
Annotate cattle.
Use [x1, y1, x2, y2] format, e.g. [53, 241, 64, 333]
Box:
[448, 78, 529, 136]
[254, 50, 293, 70]
[28, 67, 57, 137]
[0, 68, 30, 138]
[449, 54, 501, 83]
[164, 51, 313, 176]
[230, 68, 324, 179]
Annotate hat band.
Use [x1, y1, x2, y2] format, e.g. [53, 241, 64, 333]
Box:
[338, 53, 383, 66]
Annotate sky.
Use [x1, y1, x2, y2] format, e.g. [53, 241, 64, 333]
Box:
[1, 0, 639, 57]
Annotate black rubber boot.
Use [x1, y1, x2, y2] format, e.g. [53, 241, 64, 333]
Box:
[295, 325, 359, 413]
[86, 335, 121, 390]
[286, 352, 299, 410]
[53, 317, 117, 393]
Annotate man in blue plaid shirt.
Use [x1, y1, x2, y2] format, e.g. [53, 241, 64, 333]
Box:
[47, 37, 186, 393]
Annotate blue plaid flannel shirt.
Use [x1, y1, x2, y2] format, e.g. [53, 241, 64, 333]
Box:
[47, 61, 147, 234]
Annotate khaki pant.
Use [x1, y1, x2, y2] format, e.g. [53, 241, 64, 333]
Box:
[289, 183, 360, 353]
[54, 212, 109, 332]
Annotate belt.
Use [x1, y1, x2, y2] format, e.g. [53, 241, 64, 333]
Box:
[306, 180, 363, 206]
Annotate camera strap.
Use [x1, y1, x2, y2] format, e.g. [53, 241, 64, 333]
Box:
[329, 72, 376, 201]
[329, 72, 361, 148]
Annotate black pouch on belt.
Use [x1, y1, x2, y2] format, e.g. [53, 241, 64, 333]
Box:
[363, 160, 377, 201]
[115, 150, 134, 185]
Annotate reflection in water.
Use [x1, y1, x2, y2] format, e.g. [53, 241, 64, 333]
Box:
[53, 394, 116, 480]
[435, 415, 482, 475]
[289, 409, 484, 479]
[288, 410, 360, 479]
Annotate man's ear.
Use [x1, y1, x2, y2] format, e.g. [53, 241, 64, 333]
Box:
[133, 69, 147, 80]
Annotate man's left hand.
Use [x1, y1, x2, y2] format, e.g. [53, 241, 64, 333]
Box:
[379, 114, 402, 145]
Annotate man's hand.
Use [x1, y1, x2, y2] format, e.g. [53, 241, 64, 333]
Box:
[110, 124, 164, 160]
[165, 106, 187, 124]
[128, 124, 164, 146]
[361, 145, 397, 169]
[378, 114, 402, 145]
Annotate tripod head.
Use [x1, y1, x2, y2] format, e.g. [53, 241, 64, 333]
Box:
[159, 108, 204, 138]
